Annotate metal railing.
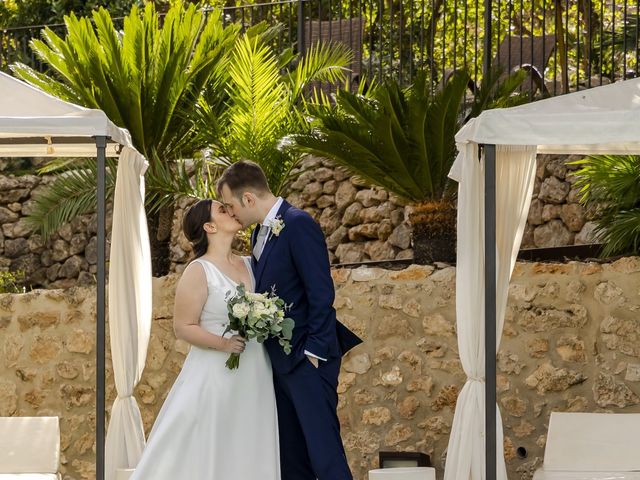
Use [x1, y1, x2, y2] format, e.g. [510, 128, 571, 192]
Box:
[299, 0, 640, 95]
[2, 0, 639, 97]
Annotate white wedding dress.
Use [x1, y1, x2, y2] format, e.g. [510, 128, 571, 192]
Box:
[131, 257, 280, 480]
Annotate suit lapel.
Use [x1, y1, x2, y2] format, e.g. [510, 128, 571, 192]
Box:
[254, 200, 292, 288]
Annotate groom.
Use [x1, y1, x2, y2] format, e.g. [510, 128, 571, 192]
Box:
[218, 161, 361, 480]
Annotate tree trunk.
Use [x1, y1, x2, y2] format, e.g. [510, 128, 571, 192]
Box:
[147, 205, 174, 277]
[424, 0, 446, 76]
[409, 200, 457, 265]
[577, 0, 601, 80]
[555, 0, 570, 93]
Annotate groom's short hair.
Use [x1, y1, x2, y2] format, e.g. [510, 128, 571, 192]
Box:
[217, 160, 271, 200]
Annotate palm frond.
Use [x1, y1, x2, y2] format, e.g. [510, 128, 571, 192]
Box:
[597, 209, 640, 256]
[36, 158, 86, 174]
[12, 3, 243, 237]
[423, 69, 470, 197]
[287, 41, 352, 102]
[571, 155, 640, 256]
[225, 35, 286, 158]
[145, 156, 221, 213]
[284, 128, 419, 200]
[194, 20, 350, 196]
[25, 160, 116, 239]
[282, 69, 470, 202]
[468, 64, 528, 119]
[13, 3, 237, 164]
[571, 155, 640, 206]
[10, 63, 79, 103]
[211, 33, 301, 194]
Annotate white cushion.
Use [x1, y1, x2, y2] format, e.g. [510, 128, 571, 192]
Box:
[534, 472, 640, 480]
[0, 475, 59, 479]
[0, 417, 60, 474]
[544, 412, 640, 471]
[115, 469, 135, 480]
[369, 467, 436, 480]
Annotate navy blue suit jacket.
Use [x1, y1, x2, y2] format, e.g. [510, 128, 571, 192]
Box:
[252, 200, 361, 374]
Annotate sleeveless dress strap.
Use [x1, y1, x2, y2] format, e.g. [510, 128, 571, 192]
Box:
[242, 256, 256, 292]
[190, 258, 214, 285]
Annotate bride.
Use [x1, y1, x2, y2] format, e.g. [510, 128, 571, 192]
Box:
[131, 199, 280, 479]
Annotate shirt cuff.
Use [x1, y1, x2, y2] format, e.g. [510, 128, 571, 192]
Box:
[304, 350, 327, 362]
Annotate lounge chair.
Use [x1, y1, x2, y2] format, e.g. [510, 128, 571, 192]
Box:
[533, 412, 640, 479]
[494, 34, 557, 97]
[0, 416, 61, 479]
[303, 16, 365, 92]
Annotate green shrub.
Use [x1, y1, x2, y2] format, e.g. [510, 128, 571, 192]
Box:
[0, 270, 26, 294]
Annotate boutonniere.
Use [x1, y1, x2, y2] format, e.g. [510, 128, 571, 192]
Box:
[269, 216, 285, 238]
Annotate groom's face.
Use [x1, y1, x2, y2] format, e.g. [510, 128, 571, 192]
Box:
[220, 184, 256, 228]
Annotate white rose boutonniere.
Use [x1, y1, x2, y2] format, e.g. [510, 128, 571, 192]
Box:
[270, 216, 285, 237]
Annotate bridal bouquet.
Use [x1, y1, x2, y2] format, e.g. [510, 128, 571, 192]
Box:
[224, 284, 294, 370]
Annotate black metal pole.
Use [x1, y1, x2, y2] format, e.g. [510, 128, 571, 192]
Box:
[483, 0, 492, 79]
[95, 136, 107, 480]
[484, 144, 497, 480]
[297, 0, 305, 55]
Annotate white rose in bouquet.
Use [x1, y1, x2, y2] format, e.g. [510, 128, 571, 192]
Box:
[224, 284, 294, 370]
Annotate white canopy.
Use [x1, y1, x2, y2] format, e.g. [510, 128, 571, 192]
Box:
[457, 76, 640, 155]
[446, 77, 640, 480]
[0, 71, 127, 156]
[0, 71, 152, 480]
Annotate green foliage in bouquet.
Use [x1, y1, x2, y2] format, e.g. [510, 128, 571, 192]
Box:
[224, 283, 294, 370]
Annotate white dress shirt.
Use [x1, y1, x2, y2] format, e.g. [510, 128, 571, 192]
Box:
[256, 197, 284, 254]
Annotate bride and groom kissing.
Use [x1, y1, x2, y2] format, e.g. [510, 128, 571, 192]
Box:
[131, 160, 362, 479]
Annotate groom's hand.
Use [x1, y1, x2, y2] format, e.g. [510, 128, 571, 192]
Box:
[307, 355, 319, 368]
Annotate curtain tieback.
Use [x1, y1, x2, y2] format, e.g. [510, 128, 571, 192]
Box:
[468, 376, 485, 383]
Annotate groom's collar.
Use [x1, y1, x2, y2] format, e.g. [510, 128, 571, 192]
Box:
[260, 196, 284, 227]
[253, 198, 291, 286]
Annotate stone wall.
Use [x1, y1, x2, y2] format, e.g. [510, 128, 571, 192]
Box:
[166, 159, 413, 269]
[171, 153, 605, 269]
[523, 154, 600, 248]
[0, 287, 102, 479]
[284, 157, 414, 264]
[0, 153, 602, 285]
[0, 175, 109, 290]
[283, 154, 601, 258]
[2, 259, 640, 479]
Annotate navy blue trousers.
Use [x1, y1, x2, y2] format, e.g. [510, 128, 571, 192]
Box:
[274, 357, 352, 480]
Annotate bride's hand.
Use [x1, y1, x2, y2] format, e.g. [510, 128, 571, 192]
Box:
[222, 335, 247, 353]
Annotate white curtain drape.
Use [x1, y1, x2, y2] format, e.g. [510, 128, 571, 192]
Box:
[104, 147, 152, 480]
[444, 144, 537, 480]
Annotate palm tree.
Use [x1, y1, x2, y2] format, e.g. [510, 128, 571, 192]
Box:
[12, 3, 239, 274]
[195, 32, 352, 196]
[571, 154, 640, 256]
[11, 3, 351, 274]
[282, 66, 527, 264]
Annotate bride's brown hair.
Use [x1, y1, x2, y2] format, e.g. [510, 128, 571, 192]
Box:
[182, 199, 213, 258]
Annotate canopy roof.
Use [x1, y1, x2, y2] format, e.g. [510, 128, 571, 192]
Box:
[0, 71, 130, 157]
[0, 71, 151, 480]
[456, 77, 640, 155]
[448, 78, 640, 480]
